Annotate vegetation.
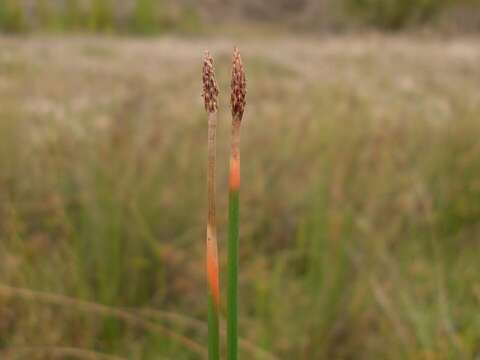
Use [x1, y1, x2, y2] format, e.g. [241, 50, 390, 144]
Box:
[202, 51, 221, 360]
[227, 48, 247, 360]
[0, 35, 479, 359]
[343, 0, 448, 29]
[1, 0, 480, 34]
[0, 0, 25, 33]
[0, 0, 200, 35]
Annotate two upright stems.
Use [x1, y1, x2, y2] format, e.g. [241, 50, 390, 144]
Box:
[204, 47, 245, 360]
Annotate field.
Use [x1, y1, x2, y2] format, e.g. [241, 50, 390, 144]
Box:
[0, 34, 480, 359]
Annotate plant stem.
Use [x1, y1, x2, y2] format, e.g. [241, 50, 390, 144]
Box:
[206, 111, 220, 360]
[227, 46, 246, 360]
[203, 51, 220, 360]
[227, 116, 241, 360]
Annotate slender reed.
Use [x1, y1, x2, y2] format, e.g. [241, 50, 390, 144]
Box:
[202, 51, 220, 360]
[227, 47, 246, 360]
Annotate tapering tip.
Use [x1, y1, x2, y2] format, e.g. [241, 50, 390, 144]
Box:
[230, 47, 246, 119]
[202, 51, 219, 113]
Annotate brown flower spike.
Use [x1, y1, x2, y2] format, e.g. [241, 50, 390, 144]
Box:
[230, 47, 246, 119]
[202, 51, 219, 114]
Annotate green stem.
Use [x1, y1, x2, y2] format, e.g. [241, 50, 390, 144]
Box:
[227, 118, 241, 360]
[208, 294, 219, 360]
[227, 189, 239, 360]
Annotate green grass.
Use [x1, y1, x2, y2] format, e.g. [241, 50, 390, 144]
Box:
[0, 1, 202, 35]
[2, 0, 480, 35]
[227, 189, 239, 360]
[0, 0, 26, 33]
[0, 35, 479, 359]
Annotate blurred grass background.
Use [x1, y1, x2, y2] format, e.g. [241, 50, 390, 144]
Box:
[1, 1, 480, 360]
[1, 0, 480, 34]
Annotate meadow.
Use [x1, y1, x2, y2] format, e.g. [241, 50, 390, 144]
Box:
[0, 34, 480, 359]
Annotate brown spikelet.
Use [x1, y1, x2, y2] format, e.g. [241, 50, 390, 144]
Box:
[202, 51, 219, 114]
[230, 47, 246, 119]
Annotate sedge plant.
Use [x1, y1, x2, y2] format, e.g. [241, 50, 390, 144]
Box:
[227, 47, 246, 360]
[202, 51, 220, 360]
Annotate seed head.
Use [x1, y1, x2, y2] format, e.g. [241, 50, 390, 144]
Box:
[202, 51, 219, 113]
[230, 47, 246, 119]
